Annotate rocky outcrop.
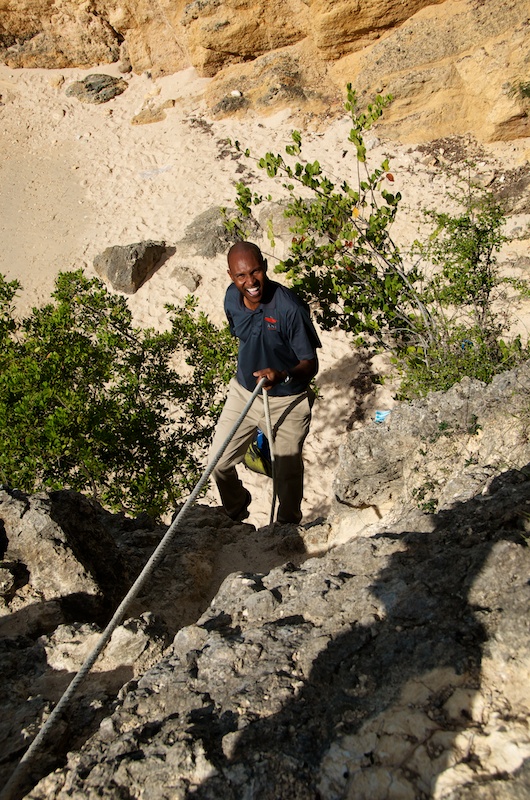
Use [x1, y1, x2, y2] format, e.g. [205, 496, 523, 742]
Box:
[0, 486, 327, 797]
[180, 0, 310, 78]
[2, 364, 530, 798]
[330, 0, 530, 143]
[23, 473, 530, 799]
[0, 1, 121, 69]
[334, 366, 530, 528]
[1, 0, 529, 143]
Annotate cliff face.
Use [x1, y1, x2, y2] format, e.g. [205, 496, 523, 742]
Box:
[3, 365, 530, 799]
[1, 0, 528, 143]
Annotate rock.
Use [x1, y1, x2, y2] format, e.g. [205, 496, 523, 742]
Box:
[0, 0, 529, 142]
[0, 488, 174, 795]
[65, 74, 128, 104]
[491, 167, 530, 215]
[184, 0, 530, 141]
[333, 365, 530, 521]
[330, 0, 530, 143]
[176, 206, 256, 259]
[206, 41, 335, 118]
[256, 200, 299, 249]
[0, 565, 16, 598]
[131, 99, 175, 125]
[0, 0, 188, 76]
[25, 466, 530, 799]
[1, 490, 107, 614]
[171, 265, 201, 292]
[117, 41, 132, 74]
[310, 0, 435, 59]
[37, 614, 169, 687]
[0, 489, 328, 794]
[1, 10, 120, 70]
[93, 240, 167, 293]
[210, 91, 250, 116]
[2, 361, 530, 798]
[0, 489, 129, 633]
[181, 0, 308, 77]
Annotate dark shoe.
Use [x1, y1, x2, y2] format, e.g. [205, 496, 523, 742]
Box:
[228, 489, 252, 522]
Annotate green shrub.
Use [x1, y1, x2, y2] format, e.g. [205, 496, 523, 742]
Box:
[397, 192, 530, 396]
[0, 271, 237, 518]
[224, 85, 530, 398]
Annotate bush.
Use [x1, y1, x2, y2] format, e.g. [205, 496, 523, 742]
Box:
[0, 271, 237, 518]
[224, 85, 530, 397]
[397, 192, 530, 397]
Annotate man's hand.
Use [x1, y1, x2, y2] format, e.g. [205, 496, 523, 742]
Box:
[253, 358, 318, 390]
[253, 367, 285, 390]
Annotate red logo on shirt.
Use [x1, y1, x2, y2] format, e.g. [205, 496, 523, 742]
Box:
[265, 316, 276, 323]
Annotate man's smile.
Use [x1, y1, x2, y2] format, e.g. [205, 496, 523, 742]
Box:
[227, 250, 268, 310]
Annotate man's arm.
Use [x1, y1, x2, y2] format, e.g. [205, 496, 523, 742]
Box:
[253, 358, 318, 390]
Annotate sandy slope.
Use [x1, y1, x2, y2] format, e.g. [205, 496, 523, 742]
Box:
[1, 63, 529, 529]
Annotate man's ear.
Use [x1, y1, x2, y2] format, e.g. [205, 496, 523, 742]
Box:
[263, 259, 268, 273]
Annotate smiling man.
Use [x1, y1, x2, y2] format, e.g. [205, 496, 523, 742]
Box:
[209, 241, 321, 525]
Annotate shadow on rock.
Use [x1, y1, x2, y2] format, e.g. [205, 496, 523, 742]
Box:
[178, 468, 530, 798]
[0, 493, 322, 799]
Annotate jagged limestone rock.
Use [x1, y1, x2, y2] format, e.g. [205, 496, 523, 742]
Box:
[25, 471, 530, 799]
[3, 363, 530, 798]
[333, 366, 530, 520]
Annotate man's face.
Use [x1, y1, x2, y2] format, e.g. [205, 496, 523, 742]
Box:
[227, 249, 268, 310]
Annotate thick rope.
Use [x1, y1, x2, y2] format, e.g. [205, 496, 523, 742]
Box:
[0, 377, 267, 800]
[262, 388, 277, 524]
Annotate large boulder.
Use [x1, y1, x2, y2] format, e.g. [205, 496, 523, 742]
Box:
[0, 4, 120, 69]
[180, 0, 309, 77]
[205, 40, 336, 118]
[333, 365, 530, 522]
[0, 489, 121, 627]
[93, 240, 167, 293]
[330, 0, 530, 142]
[0, 487, 327, 794]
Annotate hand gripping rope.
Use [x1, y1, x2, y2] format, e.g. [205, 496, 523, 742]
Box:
[1, 377, 276, 800]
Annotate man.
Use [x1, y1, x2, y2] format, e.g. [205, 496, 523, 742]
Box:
[209, 241, 321, 524]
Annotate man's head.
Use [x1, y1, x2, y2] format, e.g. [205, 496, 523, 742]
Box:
[227, 241, 268, 310]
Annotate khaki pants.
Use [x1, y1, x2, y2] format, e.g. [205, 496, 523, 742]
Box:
[209, 378, 314, 524]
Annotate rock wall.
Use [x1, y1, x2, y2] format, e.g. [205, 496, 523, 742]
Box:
[1, 0, 529, 142]
[2, 365, 530, 798]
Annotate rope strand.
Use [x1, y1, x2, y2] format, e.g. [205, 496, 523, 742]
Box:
[262, 387, 277, 524]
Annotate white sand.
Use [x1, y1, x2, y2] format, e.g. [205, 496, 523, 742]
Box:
[1, 63, 529, 530]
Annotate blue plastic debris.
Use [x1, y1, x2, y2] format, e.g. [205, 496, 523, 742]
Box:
[374, 410, 391, 423]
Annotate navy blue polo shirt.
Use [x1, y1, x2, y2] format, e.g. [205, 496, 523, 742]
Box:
[225, 279, 321, 397]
